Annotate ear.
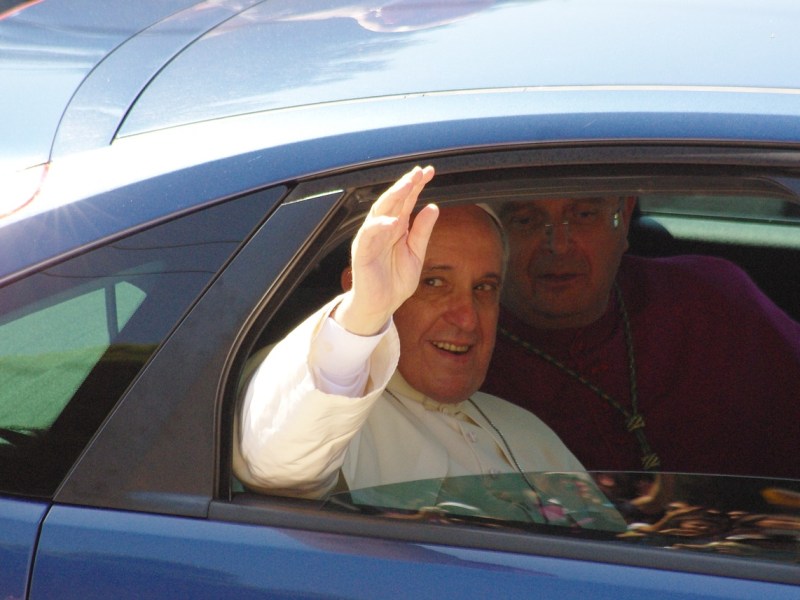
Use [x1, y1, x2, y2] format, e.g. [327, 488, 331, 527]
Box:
[620, 196, 638, 252]
[340, 266, 353, 291]
[621, 196, 638, 227]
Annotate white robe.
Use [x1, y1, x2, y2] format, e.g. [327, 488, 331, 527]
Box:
[234, 297, 584, 501]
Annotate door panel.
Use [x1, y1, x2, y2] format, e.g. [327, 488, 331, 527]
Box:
[30, 504, 799, 599]
[0, 496, 48, 599]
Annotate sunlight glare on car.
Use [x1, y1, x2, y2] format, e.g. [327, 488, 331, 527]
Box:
[0, 164, 47, 221]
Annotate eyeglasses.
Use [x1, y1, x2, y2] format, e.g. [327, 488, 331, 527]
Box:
[504, 200, 623, 243]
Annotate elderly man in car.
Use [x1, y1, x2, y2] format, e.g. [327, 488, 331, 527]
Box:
[233, 166, 584, 502]
[483, 196, 800, 479]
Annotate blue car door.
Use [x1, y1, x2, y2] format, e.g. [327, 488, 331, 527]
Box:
[0, 496, 48, 599]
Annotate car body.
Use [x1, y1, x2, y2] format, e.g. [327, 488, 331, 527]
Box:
[1, 0, 799, 597]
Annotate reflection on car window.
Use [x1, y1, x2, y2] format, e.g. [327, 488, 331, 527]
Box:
[638, 195, 800, 252]
[0, 196, 264, 497]
[324, 472, 800, 566]
[0, 281, 146, 435]
[326, 472, 626, 532]
[632, 192, 800, 320]
[639, 195, 800, 223]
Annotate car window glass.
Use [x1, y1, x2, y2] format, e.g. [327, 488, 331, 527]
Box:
[0, 194, 266, 497]
[631, 192, 800, 320]
[323, 472, 800, 567]
[639, 195, 800, 225]
[0, 281, 146, 434]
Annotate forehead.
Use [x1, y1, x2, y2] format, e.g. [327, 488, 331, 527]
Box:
[424, 206, 503, 268]
[501, 197, 616, 216]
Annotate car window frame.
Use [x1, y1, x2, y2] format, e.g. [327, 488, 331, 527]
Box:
[51, 146, 800, 586]
[210, 153, 800, 586]
[54, 185, 341, 516]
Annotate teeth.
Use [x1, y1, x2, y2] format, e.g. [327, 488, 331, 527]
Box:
[432, 341, 469, 354]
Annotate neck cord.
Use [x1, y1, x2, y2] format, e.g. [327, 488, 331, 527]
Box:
[467, 397, 579, 527]
[466, 398, 542, 496]
[385, 387, 564, 524]
[498, 282, 660, 471]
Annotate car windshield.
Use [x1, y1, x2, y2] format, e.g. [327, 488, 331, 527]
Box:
[323, 472, 800, 566]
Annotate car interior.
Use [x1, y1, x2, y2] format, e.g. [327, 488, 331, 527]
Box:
[251, 167, 800, 353]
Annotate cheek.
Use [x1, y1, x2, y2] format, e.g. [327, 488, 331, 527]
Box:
[507, 241, 532, 273]
[394, 320, 422, 381]
[506, 246, 536, 290]
[393, 300, 429, 345]
[392, 312, 413, 351]
[478, 304, 499, 342]
[587, 239, 627, 284]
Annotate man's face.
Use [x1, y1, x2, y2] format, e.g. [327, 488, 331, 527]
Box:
[393, 205, 504, 404]
[500, 197, 635, 329]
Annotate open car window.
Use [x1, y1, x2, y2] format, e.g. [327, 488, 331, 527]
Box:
[242, 170, 800, 355]
[228, 166, 800, 587]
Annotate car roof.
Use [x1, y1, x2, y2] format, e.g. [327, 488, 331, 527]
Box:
[0, 0, 202, 173]
[120, 0, 800, 138]
[3, 0, 800, 175]
[3, 0, 800, 284]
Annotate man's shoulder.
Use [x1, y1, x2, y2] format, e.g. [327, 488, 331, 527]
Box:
[623, 253, 745, 278]
[621, 254, 753, 295]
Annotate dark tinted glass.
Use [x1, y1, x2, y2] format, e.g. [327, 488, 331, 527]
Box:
[0, 195, 265, 497]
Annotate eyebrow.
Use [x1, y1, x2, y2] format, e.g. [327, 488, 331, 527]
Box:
[423, 264, 503, 281]
[574, 197, 613, 205]
[503, 197, 615, 215]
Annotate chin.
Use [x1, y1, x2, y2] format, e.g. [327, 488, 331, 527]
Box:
[433, 384, 481, 405]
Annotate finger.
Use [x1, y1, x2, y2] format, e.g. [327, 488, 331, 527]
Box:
[408, 165, 434, 202]
[407, 203, 439, 261]
[400, 165, 435, 219]
[371, 166, 423, 218]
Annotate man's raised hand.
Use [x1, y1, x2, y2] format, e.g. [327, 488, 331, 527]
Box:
[334, 166, 438, 336]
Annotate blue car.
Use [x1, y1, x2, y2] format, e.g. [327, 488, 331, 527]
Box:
[1, 0, 798, 597]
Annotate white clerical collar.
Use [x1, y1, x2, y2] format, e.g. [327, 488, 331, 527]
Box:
[386, 371, 467, 416]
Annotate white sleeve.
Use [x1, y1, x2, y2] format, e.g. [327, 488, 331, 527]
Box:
[310, 316, 390, 397]
[233, 297, 400, 498]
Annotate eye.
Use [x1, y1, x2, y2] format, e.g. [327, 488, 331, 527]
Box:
[569, 205, 602, 224]
[475, 280, 500, 293]
[422, 277, 445, 287]
[506, 212, 543, 231]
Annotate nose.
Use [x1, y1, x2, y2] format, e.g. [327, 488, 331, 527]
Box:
[443, 291, 479, 331]
[543, 222, 571, 254]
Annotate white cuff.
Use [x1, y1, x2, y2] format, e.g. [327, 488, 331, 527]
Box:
[311, 315, 391, 396]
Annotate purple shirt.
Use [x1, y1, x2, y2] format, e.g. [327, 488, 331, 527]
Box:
[483, 254, 800, 478]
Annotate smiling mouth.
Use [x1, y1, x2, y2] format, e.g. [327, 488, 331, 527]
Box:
[539, 273, 578, 281]
[538, 272, 581, 283]
[431, 341, 470, 354]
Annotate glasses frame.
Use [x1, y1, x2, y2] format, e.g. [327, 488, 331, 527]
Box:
[505, 199, 625, 249]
